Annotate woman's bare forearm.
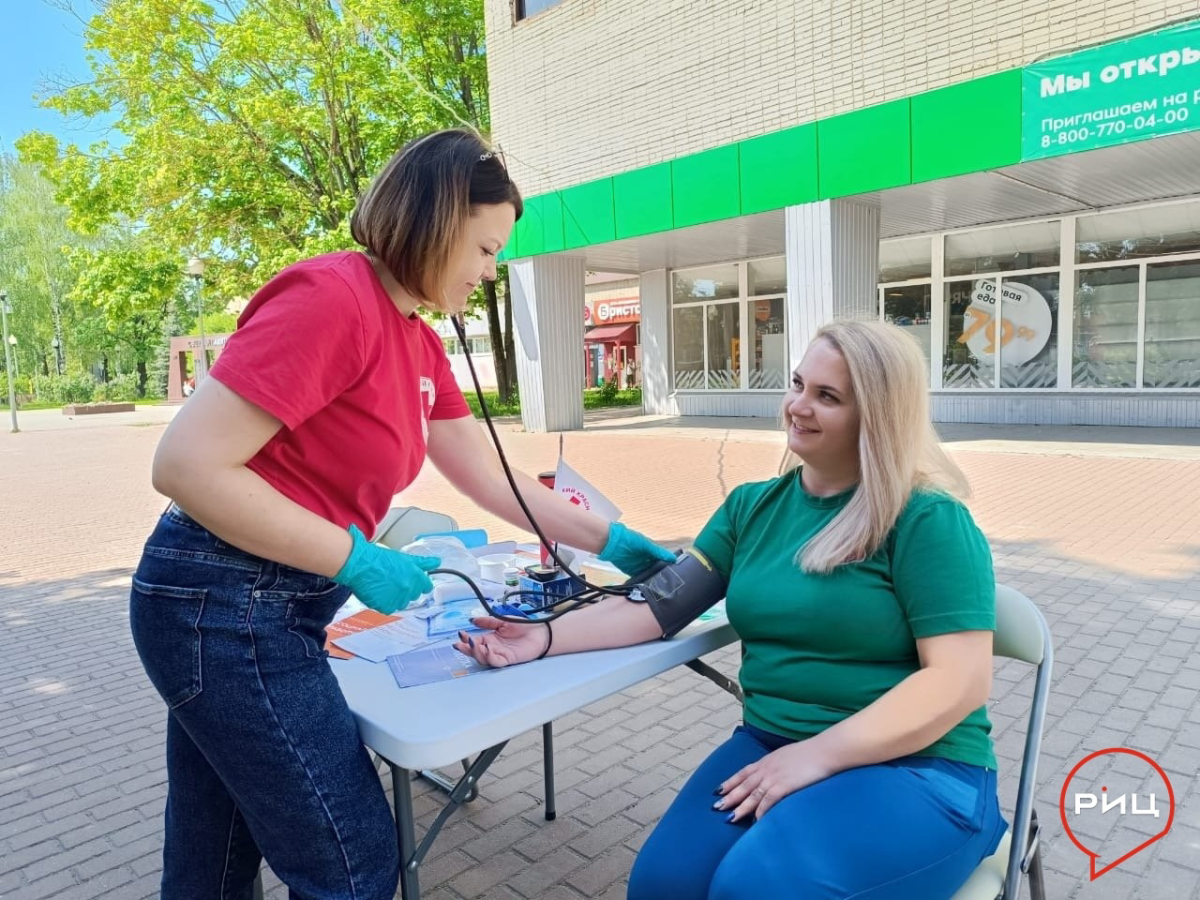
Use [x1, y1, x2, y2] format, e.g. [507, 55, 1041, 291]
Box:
[154, 461, 352, 578]
[544, 594, 664, 655]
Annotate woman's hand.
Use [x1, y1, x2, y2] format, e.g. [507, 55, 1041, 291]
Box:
[598, 522, 677, 576]
[714, 739, 837, 821]
[453, 616, 550, 668]
[331, 524, 440, 614]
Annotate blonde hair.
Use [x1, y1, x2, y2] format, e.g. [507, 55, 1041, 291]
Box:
[781, 319, 970, 574]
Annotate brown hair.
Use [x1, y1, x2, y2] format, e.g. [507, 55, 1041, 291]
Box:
[350, 129, 523, 307]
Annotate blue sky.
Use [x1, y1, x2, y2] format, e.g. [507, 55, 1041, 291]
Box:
[0, 0, 112, 152]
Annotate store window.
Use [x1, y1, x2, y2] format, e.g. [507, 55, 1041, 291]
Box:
[671, 258, 786, 391]
[879, 202, 1199, 394]
[882, 284, 933, 364]
[880, 236, 933, 282]
[1077, 200, 1200, 262]
[879, 236, 934, 372]
[706, 305, 740, 389]
[944, 280, 996, 389]
[673, 264, 739, 304]
[945, 221, 1060, 276]
[750, 298, 787, 389]
[672, 307, 704, 389]
[748, 258, 787, 294]
[939, 220, 1062, 390]
[1073, 201, 1200, 390]
[943, 275, 1059, 389]
[1144, 260, 1200, 388]
[1073, 266, 1138, 388]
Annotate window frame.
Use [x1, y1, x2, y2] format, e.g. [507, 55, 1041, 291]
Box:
[516, 0, 563, 21]
[669, 256, 788, 393]
[878, 197, 1200, 393]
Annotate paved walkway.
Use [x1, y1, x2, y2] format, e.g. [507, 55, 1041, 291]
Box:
[2, 405, 1199, 899]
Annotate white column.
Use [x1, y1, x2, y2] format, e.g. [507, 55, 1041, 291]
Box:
[930, 232, 946, 390]
[1057, 216, 1076, 389]
[638, 269, 674, 415]
[510, 256, 586, 433]
[784, 199, 880, 369]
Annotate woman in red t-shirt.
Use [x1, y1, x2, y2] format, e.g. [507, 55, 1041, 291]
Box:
[129, 129, 673, 900]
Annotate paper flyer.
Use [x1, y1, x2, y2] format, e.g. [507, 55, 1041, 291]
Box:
[324, 610, 400, 660]
[331, 616, 432, 663]
[386, 644, 488, 688]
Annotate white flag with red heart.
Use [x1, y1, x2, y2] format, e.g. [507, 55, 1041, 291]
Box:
[554, 457, 622, 522]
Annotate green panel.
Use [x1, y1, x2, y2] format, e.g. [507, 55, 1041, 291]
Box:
[511, 192, 565, 258]
[613, 162, 674, 239]
[540, 191, 565, 254]
[511, 194, 545, 257]
[671, 145, 740, 228]
[562, 177, 616, 249]
[817, 99, 912, 198]
[498, 213, 520, 262]
[738, 124, 818, 214]
[912, 70, 1021, 182]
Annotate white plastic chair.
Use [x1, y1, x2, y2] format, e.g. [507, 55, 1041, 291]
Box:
[373, 506, 459, 550]
[951, 584, 1053, 900]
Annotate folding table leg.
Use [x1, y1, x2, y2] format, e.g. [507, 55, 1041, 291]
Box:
[392, 765, 421, 900]
[386, 743, 508, 900]
[542, 722, 557, 821]
[685, 658, 743, 701]
[417, 761, 479, 801]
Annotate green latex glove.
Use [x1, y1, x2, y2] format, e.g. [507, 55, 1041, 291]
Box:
[332, 524, 441, 614]
[598, 521, 677, 576]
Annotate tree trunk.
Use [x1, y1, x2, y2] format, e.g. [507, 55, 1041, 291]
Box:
[136, 359, 149, 397]
[502, 269, 517, 398]
[102, 355, 110, 382]
[483, 279, 510, 403]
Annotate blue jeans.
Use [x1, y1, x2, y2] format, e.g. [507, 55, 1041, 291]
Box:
[129, 506, 400, 900]
[628, 723, 1007, 900]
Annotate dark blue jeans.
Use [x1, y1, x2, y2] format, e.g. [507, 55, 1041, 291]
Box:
[130, 506, 400, 900]
[628, 723, 1007, 900]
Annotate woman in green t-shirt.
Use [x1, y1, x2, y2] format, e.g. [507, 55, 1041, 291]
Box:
[457, 320, 1007, 899]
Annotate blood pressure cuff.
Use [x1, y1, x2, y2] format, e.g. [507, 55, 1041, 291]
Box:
[625, 548, 728, 638]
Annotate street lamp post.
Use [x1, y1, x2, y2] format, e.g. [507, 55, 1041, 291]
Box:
[1, 292, 19, 433]
[7, 335, 17, 381]
[185, 257, 208, 385]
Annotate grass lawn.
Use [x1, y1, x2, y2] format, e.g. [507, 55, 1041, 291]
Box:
[463, 387, 642, 418]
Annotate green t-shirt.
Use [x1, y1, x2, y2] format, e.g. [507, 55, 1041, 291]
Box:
[693, 469, 997, 770]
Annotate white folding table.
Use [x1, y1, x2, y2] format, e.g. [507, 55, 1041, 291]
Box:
[329, 615, 739, 900]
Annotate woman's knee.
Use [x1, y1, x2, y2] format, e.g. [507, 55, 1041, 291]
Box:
[706, 817, 833, 900]
[628, 829, 714, 900]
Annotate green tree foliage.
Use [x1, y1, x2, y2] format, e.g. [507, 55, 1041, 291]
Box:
[65, 241, 186, 395]
[0, 154, 81, 384]
[19, 0, 524, 401]
[20, 0, 492, 299]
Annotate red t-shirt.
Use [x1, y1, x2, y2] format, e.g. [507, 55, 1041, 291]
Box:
[209, 251, 469, 533]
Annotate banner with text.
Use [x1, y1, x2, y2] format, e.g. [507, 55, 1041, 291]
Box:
[1022, 18, 1200, 160]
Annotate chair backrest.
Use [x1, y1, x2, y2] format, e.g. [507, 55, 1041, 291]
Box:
[993, 584, 1049, 665]
[991, 583, 1054, 900]
[374, 507, 459, 550]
